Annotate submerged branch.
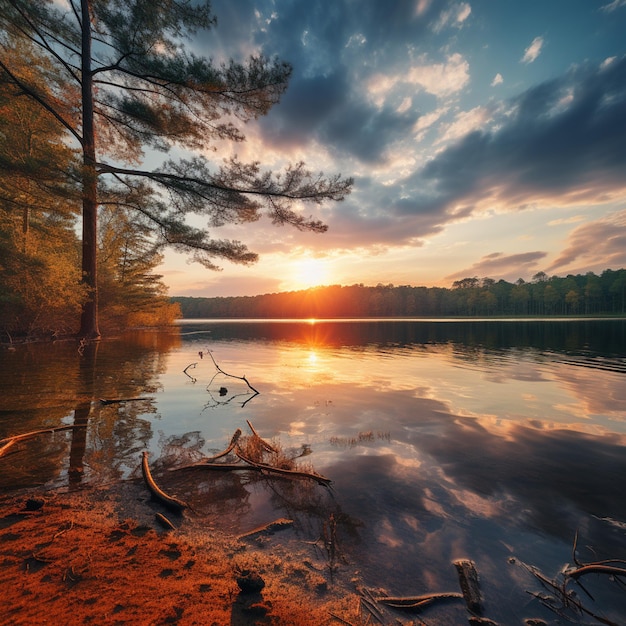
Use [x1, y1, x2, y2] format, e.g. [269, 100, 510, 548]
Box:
[99, 397, 150, 405]
[0, 425, 87, 458]
[237, 518, 294, 540]
[207, 351, 259, 395]
[141, 452, 188, 512]
[566, 564, 626, 580]
[171, 461, 252, 472]
[235, 447, 332, 486]
[183, 362, 198, 382]
[374, 592, 463, 610]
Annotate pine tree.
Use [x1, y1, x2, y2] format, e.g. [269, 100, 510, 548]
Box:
[0, 0, 352, 338]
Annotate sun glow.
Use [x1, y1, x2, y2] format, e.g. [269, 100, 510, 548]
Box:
[287, 257, 331, 290]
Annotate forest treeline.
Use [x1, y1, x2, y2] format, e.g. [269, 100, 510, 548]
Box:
[173, 269, 626, 319]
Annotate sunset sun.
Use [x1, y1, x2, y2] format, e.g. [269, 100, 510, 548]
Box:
[288, 257, 331, 290]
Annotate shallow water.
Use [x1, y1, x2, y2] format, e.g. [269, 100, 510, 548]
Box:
[2, 319, 626, 624]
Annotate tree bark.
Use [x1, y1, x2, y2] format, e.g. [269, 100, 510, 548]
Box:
[78, 0, 101, 339]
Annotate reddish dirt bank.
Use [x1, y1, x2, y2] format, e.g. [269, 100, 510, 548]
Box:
[0, 487, 358, 626]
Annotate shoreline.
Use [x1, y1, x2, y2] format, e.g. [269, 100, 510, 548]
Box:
[1, 483, 358, 625]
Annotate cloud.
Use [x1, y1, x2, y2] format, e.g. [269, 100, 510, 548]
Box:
[546, 210, 626, 273]
[547, 215, 585, 226]
[435, 105, 494, 145]
[433, 2, 472, 32]
[445, 251, 548, 281]
[601, 0, 626, 12]
[401, 56, 626, 226]
[405, 52, 470, 97]
[197, 1, 626, 273]
[521, 36, 544, 64]
[167, 273, 283, 297]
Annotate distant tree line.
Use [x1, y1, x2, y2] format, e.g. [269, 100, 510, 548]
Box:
[173, 269, 626, 319]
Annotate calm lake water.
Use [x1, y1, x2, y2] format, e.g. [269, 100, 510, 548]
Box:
[2, 318, 626, 624]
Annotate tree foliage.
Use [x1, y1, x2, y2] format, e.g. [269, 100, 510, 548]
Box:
[0, 0, 352, 338]
[173, 269, 626, 319]
[0, 39, 85, 337]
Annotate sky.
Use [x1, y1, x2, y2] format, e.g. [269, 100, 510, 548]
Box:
[157, 0, 626, 297]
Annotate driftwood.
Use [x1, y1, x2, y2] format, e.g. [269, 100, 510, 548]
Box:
[454, 559, 483, 615]
[0, 424, 87, 458]
[246, 419, 277, 453]
[374, 592, 463, 610]
[237, 517, 294, 540]
[141, 451, 188, 512]
[174, 454, 331, 486]
[523, 560, 621, 626]
[566, 563, 626, 580]
[235, 448, 332, 486]
[169, 426, 331, 487]
[99, 397, 150, 405]
[207, 428, 242, 461]
[0, 439, 17, 459]
[171, 461, 250, 472]
[566, 529, 626, 580]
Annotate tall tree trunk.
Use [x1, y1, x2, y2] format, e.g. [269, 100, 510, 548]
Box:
[78, 0, 101, 339]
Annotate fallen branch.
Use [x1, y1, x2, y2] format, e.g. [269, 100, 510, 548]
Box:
[374, 592, 463, 610]
[523, 561, 620, 626]
[99, 397, 150, 405]
[327, 612, 355, 626]
[141, 452, 188, 512]
[235, 448, 332, 486]
[566, 564, 626, 580]
[0, 439, 17, 459]
[246, 420, 277, 453]
[237, 517, 294, 540]
[170, 461, 252, 472]
[359, 588, 386, 624]
[207, 351, 259, 395]
[207, 428, 242, 461]
[0, 424, 87, 458]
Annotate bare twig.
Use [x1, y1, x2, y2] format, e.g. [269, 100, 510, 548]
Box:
[246, 419, 277, 452]
[155, 512, 176, 531]
[566, 564, 626, 580]
[207, 351, 260, 395]
[328, 612, 355, 626]
[235, 447, 332, 486]
[183, 362, 197, 382]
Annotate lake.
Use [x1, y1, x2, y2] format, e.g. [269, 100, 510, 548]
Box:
[2, 318, 626, 624]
